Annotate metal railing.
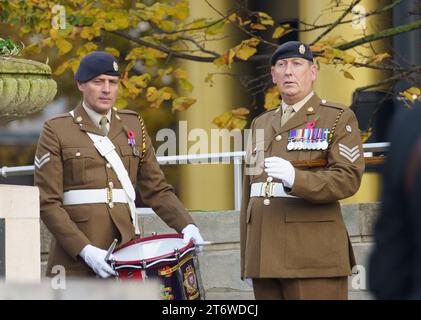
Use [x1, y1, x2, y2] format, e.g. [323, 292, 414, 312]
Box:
[0, 142, 390, 210]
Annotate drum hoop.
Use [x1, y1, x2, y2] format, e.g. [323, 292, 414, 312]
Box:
[113, 247, 196, 270]
[113, 234, 195, 268]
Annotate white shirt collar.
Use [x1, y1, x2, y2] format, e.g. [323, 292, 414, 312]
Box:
[82, 101, 112, 128]
[281, 91, 314, 114]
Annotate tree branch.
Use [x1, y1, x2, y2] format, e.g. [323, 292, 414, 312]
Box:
[336, 19, 421, 51]
[107, 30, 218, 63]
[355, 65, 421, 92]
[310, 0, 362, 45]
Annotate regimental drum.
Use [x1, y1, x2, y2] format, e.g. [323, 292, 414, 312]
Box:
[111, 234, 203, 300]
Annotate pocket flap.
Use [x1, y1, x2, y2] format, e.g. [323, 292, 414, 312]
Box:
[66, 207, 90, 222]
[284, 200, 339, 222]
[62, 147, 97, 160]
[119, 145, 135, 156]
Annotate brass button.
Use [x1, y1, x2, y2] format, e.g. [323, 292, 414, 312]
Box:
[113, 107, 118, 111]
[321, 99, 327, 104]
[275, 135, 282, 141]
[106, 163, 112, 168]
[115, 114, 121, 120]
[267, 176, 273, 183]
[75, 152, 81, 157]
[76, 116, 82, 123]
[109, 202, 114, 208]
[307, 107, 314, 112]
[263, 198, 270, 206]
[108, 181, 114, 188]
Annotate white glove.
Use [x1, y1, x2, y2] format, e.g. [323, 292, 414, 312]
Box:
[79, 244, 117, 278]
[244, 278, 253, 288]
[264, 156, 295, 188]
[182, 224, 205, 245]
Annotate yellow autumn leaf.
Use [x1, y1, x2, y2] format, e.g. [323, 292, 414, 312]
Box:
[49, 29, 59, 40]
[264, 86, 281, 110]
[231, 117, 248, 130]
[341, 70, 355, 80]
[172, 97, 197, 112]
[407, 87, 421, 96]
[173, 68, 188, 79]
[231, 107, 250, 118]
[235, 45, 257, 61]
[56, 38, 73, 55]
[179, 78, 193, 92]
[159, 20, 176, 32]
[80, 26, 100, 40]
[250, 23, 266, 30]
[273, 26, 285, 39]
[213, 51, 229, 67]
[130, 74, 151, 88]
[212, 111, 232, 128]
[146, 87, 159, 102]
[228, 48, 236, 67]
[360, 128, 372, 143]
[257, 12, 274, 26]
[76, 42, 98, 57]
[228, 13, 237, 22]
[105, 47, 120, 58]
[368, 52, 392, 64]
[173, 1, 189, 20]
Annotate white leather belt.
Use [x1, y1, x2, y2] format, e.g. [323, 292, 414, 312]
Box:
[250, 182, 297, 198]
[63, 188, 128, 206]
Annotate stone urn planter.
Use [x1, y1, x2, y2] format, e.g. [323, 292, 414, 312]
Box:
[0, 56, 57, 122]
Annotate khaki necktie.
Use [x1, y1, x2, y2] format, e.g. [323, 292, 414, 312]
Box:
[281, 105, 294, 127]
[99, 116, 109, 136]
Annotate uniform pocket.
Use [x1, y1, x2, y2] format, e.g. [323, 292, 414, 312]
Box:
[284, 200, 339, 269]
[62, 147, 96, 186]
[119, 145, 140, 180]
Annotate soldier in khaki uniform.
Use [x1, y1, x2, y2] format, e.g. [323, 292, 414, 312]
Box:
[240, 41, 365, 299]
[35, 51, 205, 278]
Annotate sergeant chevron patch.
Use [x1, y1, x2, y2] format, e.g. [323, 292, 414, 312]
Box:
[35, 152, 51, 169]
[338, 144, 360, 163]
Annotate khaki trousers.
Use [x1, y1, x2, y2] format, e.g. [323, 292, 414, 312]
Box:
[252, 277, 348, 300]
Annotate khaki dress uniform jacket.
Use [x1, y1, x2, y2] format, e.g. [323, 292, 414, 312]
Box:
[240, 94, 365, 279]
[35, 104, 194, 277]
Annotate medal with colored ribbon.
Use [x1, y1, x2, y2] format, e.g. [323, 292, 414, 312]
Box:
[126, 129, 139, 156]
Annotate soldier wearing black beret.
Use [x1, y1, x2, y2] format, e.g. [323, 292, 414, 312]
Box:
[240, 41, 365, 299]
[35, 51, 206, 279]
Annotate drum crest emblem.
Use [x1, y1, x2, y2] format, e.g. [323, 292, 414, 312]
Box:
[183, 265, 198, 295]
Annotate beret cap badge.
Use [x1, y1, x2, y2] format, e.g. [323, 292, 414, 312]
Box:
[113, 61, 119, 72]
[299, 44, 306, 55]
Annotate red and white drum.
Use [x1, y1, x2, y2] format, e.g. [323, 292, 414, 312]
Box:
[111, 234, 202, 300]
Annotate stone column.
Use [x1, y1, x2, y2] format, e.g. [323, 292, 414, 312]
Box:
[0, 184, 40, 282]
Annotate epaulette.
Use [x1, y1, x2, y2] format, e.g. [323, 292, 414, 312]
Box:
[48, 112, 72, 121]
[113, 107, 138, 116]
[320, 99, 347, 110]
[254, 106, 280, 120]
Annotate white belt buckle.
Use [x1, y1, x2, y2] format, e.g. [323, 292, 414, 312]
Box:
[260, 182, 275, 197]
[95, 137, 115, 157]
[107, 182, 114, 208]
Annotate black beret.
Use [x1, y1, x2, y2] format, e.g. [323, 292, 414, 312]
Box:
[270, 41, 313, 66]
[75, 51, 120, 82]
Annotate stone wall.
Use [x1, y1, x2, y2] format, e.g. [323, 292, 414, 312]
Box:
[40, 203, 379, 300]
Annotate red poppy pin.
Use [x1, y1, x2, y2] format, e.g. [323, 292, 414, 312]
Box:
[127, 130, 135, 147]
[305, 115, 320, 129]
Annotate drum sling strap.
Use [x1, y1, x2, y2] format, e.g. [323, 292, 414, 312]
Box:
[69, 111, 140, 235]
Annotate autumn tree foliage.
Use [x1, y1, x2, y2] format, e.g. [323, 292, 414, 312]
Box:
[0, 0, 419, 132]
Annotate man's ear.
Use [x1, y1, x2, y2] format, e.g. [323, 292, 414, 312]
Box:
[270, 66, 277, 84]
[76, 81, 84, 92]
[310, 63, 317, 81]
